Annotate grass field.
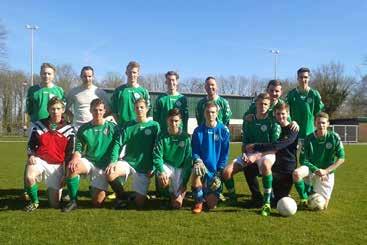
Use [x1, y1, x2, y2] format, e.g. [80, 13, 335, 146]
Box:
[0, 140, 366, 244]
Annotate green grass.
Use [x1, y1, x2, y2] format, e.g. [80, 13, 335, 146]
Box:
[0, 142, 366, 244]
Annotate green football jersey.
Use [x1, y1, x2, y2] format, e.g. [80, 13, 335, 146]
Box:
[244, 98, 287, 120]
[242, 115, 281, 147]
[195, 96, 232, 126]
[122, 120, 160, 174]
[111, 84, 151, 126]
[26, 84, 65, 122]
[153, 93, 188, 133]
[152, 131, 192, 186]
[300, 131, 345, 173]
[286, 88, 324, 139]
[75, 120, 121, 169]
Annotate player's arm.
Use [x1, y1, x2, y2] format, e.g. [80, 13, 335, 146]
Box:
[181, 137, 193, 189]
[152, 136, 169, 186]
[68, 130, 84, 172]
[222, 99, 232, 126]
[181, 96, 189, 133]
[64, 93, 74, 123]
[217, 127, 230, 171]
[152, 97, 160, 122]
[322, 135, 345, 175]
[64, 127, 76, 167]
[27, 127, 39, 165]
[110, 126, 122, 163]
[253, 128, 298, 152]
[314, 90, 325, 115]
[144, 89, 152, 117]
[195, 102, 202, 126]
[191, 128, 202, 162]
[300, 139, 318, 173]
[110, 90, 120, 123]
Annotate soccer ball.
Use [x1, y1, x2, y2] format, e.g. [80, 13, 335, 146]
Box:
[308, 193, 326, 211]
[277, 197, 297, 217]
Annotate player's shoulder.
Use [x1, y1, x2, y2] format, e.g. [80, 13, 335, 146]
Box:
[287, 88, 298, 96]
[217, 122, 230, 133]
[309, 87, 321, 97]
[327, 130, 341, 141]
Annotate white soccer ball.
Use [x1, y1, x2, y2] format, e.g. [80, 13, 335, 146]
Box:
[308, 193, 326, 211]
[277, 197, 297, 217]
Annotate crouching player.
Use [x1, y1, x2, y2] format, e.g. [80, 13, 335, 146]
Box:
[105, 98, 160, 209]
[62, 98, 121, 212]
[191, 102, 230, 214]
[293, 112, 345, 209]
[152, 108, 192, 209]
[223, 93, 281, 216]
[24, 97, 75, 211]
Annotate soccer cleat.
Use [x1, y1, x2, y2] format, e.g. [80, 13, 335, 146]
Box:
[218, 193, 226, 202]
[192, 202, 203, 214]
[261, 203, 271, 217]
[22, 192, 30, 201]
[24, 202, 39, 212]
[61, 200, 78, 212]
[107, 192, 117, 200]
[114, 198, 128, 210]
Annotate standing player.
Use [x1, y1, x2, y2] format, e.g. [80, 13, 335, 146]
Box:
[105, 99, 160, 209]
[191, 102, 230, 214]
[223, 93, 281, 216]
[293, 112, 345, 209]
[286, 67, 324, 141]
[62, 99, 121, 212]
[24, 97, 75, 211]
[153, 71, 188, 133]
[66, 66, 110, 130]
[152, 108, 192, 209]
[111, 61, 151, 127]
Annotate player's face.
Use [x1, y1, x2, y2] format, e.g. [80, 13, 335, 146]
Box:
[134, 101, 148, 117]
[256, 98, 270, 114]
[41, 67, 55, 83]
[126, 67, 140, 84]
[48, 103, 65, 122]
[298, 72, 310, 87]
[267, 85, 282, 101]
[315, 117, 329, 134]
[165, 75, 178, 92]
[167, 115, 181, 134]
[275, 109, 288, 126]
[81, 69, 94, 85]
[91, 104, 106, 121]
[204, 106, 218, 123]
[205, 79, 217, 97]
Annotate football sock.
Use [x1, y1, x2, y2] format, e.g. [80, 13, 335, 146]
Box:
[26, 184, 39, 204]
[262, 174, 273, 204]
[66, 176, 80, 201]
[295, 180, 308, 200]
[192, 186, 204, 203]
[108, 178, 126, 200]
[224, 178, 236, 198]
[305, 183, 312, 194]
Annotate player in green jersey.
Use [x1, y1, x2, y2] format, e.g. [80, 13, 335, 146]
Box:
[152, 108, 192, 209]
[293, 112, 345, 209]
[286, 67, 324, 140]
[153, 71, 188, 133]
[223, 93, 281, 216]
[62, 99, 121, 212]
[105, 98, 160, 209]
[111, 61, 151, 126]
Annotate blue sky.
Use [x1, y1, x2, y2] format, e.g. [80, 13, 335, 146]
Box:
[1, 0, 366, 81]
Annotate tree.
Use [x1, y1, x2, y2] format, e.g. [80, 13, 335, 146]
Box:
[100, 72, 123, 89]
[0, 20, 7, 71]
[55, 64, 79, 93]
[311, 62, 355, 118]
[348, 75, 367, 117]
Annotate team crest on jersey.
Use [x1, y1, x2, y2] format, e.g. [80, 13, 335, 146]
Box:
[326, 142, 333, 149]
[307, 98, 313, 103]
[179, 141, 185, 147]
[260, 125, 268, 132]
[134, 93, 141, 99]
[214, 134, 219, 141]
[175, 101, 182, 107]
[145, 128, 152, 135]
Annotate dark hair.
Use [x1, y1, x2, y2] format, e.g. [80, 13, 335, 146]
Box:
[267, 79, 282, 89]
[297, 67, 310, 76]
[134, 98, 148, 107]
[205, 76, 216, 83]
[47, 97, 65, 109]
[126, 61, 140, 71]
[255, 92, 271, 102]
[80, 66, 94, 76]
[167, 108, 181, 118]
[90, 98, 105, 109]
[165, 71, 179, 80]
[274, 102, 289, 112]
[40, 63, 56, 73]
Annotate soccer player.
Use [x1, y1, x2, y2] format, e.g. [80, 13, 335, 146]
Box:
[191, 102, 230, 214]
[66, 66, 110, 130]
[153, 71, 188, 133]
[62, 98, 121, 212]
[24, 97, 75, 211]
[244, 103, 299, 205]
[111, 61, 151, 127]
[105, 98, 160, 209]
[286, 67, 324, 140]
[293, 112, 345, 209]
[152, 108, 192, 209]
[223, 93, 281, 216]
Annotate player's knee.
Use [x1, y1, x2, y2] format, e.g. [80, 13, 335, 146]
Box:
[292, 170, 301, 182]
[191, 175, 202, 188]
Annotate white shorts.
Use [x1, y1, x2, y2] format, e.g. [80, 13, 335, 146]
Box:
[162, 164, 184, 197]
[80, 158, 109, 191]
[234, 153, 276, 173]
[32, 157, 64, 190]
[296, 166, 335, 199]
[115, 161, 151, 196]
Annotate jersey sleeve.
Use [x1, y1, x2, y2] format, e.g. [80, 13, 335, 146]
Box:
[300, 137, 318, 172]
[217, 126, 230, 170]
[334, 134, 345, 160]
[64, 128, 76, 165]
[181, 96, 189, 133]
[254, 128, 298, 152]
[195, 100, 204, 126]
[144, 88, 152, 116]
[181, 137, 192, 187]
[75, 129, 85, 154]
[222, 99, 232, 126]
[110, 126, 122, 163]
[313, 90, 325, 115]
[110, 89, 119, 115]
[153, 96, 161, 122]
[152, 136, 165, 174]
[25, 88, 33, 115]
[270, 123, 281, 143]
[191, 128, 202, 162]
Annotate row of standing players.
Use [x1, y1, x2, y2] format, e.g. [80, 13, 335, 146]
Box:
[23, 62, 345, 216]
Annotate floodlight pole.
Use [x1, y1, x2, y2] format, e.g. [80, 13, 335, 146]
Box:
[25, 24, 39, 86]
[270, 49, 280, 79]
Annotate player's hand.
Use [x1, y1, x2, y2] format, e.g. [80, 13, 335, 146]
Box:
[68, 159, 79, 173]
[244, 114, 254, 122]
[158, 173, 169, 187]
[242, 153, 249, 164]
[315, 169, 328, 177]
[245, 144, 255, 153]
[105, 163, 117, 175]
[193, 159, 207, 177]
[247, 153, 261, 164]
[290, 121, 300, 132]
[209, 176, 222, 191]
[27, 155, 37, 165]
